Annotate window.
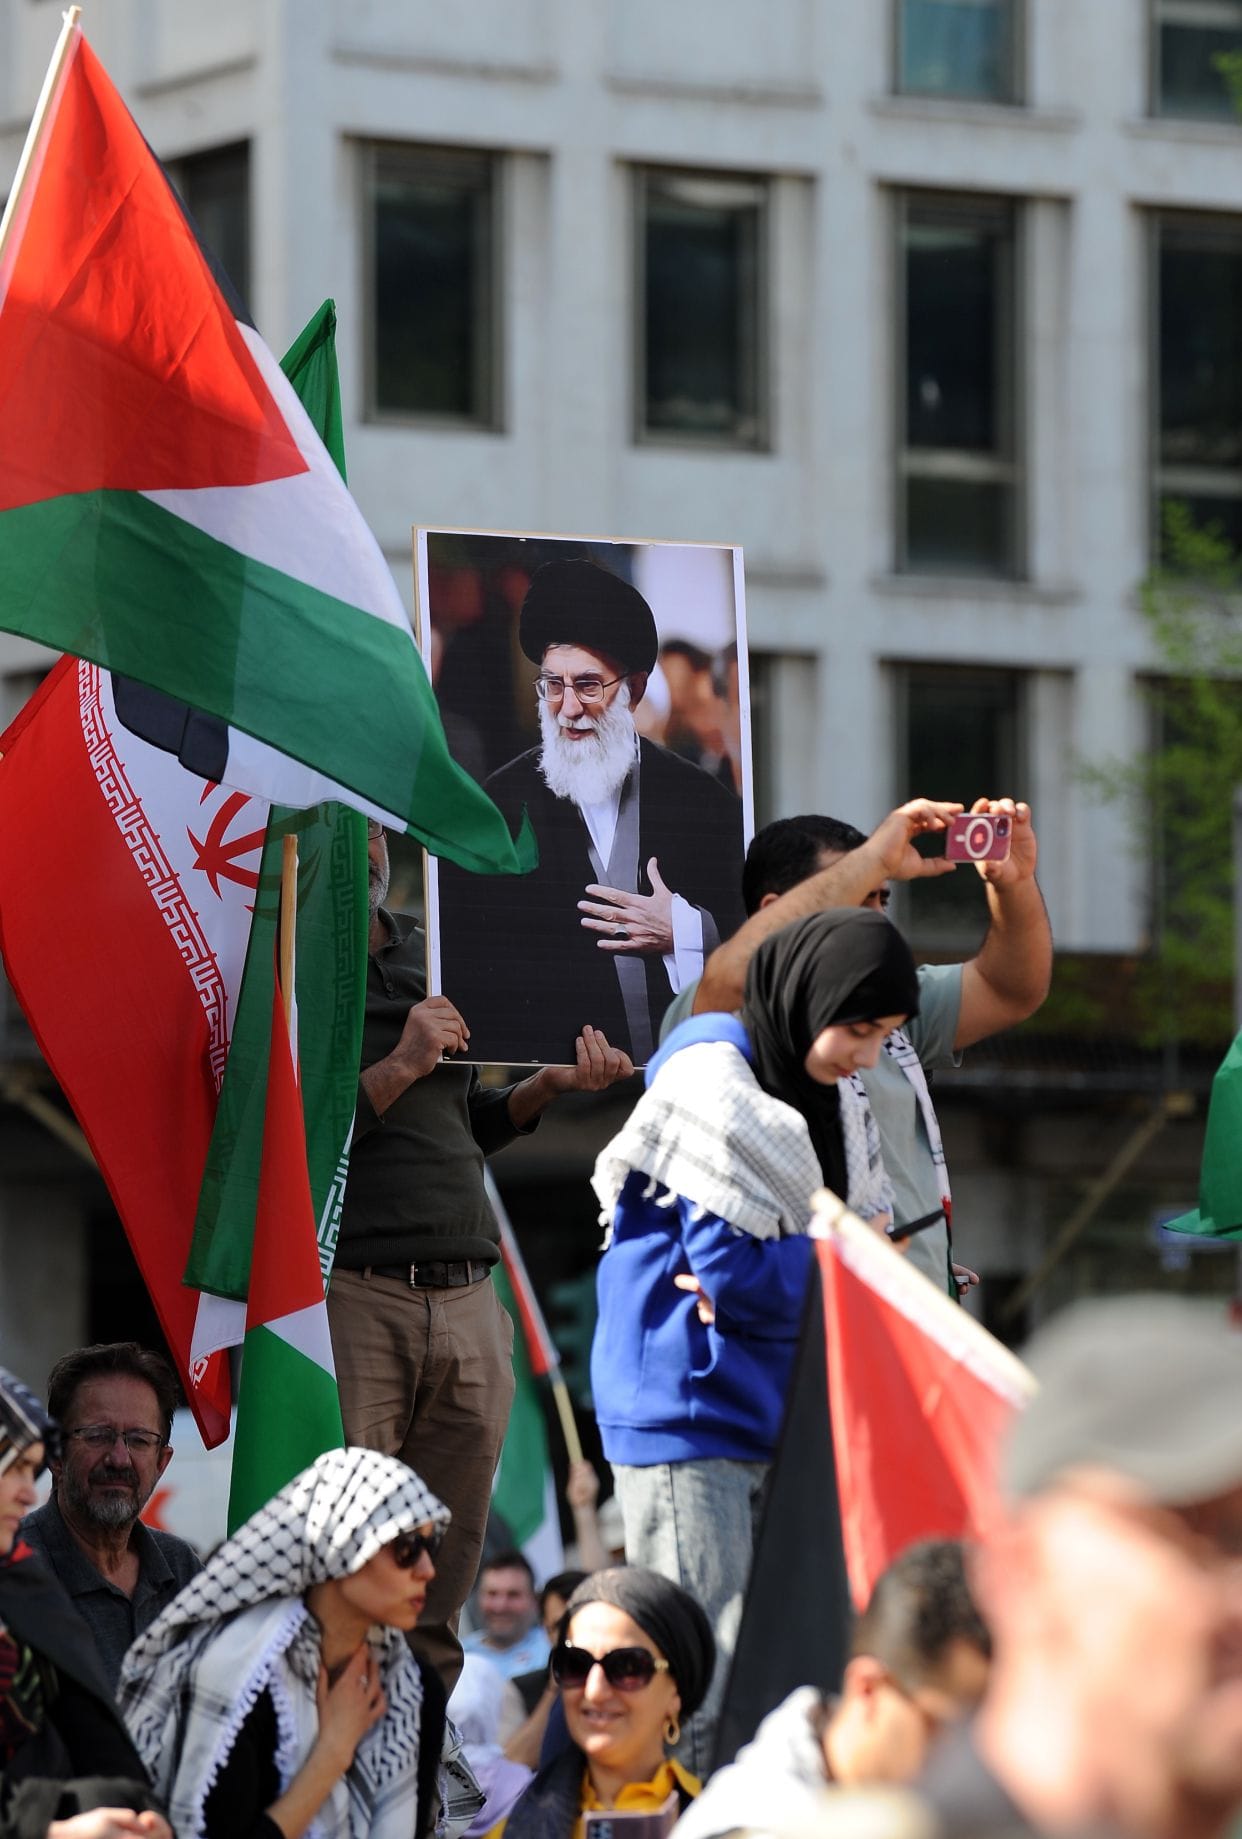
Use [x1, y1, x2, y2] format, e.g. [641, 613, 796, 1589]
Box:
[895, 0, 1021, 103]
[365, 144, 499, 426]
[895, 665, 1025, 942]
[897, 193, 1022, 578]
[1152, 0, 1242, 122]
[165, 143, 251, 314]
[1152, 214, 1242, 558]
[636, 168, 767, 448]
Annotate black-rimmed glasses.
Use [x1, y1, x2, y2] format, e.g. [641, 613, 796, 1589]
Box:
[389, 1526, 445, 1569]
[551, 1644, 670, 1691]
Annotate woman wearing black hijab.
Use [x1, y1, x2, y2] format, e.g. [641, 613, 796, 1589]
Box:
[498, 1568, 715, 1836]
[589, 910, 919, 1775]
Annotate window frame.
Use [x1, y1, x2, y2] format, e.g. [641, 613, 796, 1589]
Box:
[361, 140, 503, 432]
[893, 189, 1026, 581]
[1149, 0, 1242, 122]
[632, 164, 771, 452]
[164, 140, 252, 316]
[892, 0, 1025, 106]
[1148, 208, 1242, 563]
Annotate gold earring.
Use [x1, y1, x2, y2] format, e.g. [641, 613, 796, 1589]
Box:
[663, 1713, 681, 1747]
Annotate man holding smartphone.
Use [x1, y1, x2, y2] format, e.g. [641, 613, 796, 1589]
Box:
[660, 796, 1052, 1295]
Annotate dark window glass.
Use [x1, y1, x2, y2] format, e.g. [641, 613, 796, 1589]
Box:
[897, 0, 1019, 102]
[1154, 1, 1242, 121]
[898, 666, 1023, 942]
[899, 196, 1020, 577]
[167, 143, 251, 314]
[639, 170, 765, 447]
[1154, 215, 1242, 561]
[368, 146, 497, 425]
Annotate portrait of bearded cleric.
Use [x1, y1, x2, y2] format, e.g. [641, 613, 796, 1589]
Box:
[420, 531, 751, 1066]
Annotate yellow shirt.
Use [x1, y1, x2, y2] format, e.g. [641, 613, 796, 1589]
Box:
[486, 1758, 701, 1839]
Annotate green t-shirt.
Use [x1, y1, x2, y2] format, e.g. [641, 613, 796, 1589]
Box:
[658, 962, 962, 1293]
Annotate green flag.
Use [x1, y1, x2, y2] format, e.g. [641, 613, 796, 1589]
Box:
[1165, 1028, 1242, 1238]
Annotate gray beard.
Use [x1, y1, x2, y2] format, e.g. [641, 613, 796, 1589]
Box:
[537, 692, 636, 807]
[368, 856, 390, 923]
[61, 1466, 142, 1531]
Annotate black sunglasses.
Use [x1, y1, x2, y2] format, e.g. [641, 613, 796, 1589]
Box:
[551, 1643, 670, 1691]
[389, 1526, 444, 1569]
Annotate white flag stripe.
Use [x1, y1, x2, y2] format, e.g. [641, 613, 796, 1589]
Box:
[190, 1292, 247, 1367]
[269, 1301, 338, 1376]
[142, 327, 422, 642]
[221, 728, 406, 828]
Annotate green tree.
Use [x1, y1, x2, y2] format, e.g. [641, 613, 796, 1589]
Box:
[1083, 507, 1242, 1046]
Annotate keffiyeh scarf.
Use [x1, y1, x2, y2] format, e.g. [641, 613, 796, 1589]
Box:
[119, 1448, 451, 1839]
[593, 1018, 891, 1240]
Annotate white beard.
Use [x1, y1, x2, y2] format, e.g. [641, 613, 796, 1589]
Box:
[538, 686, 637, 807]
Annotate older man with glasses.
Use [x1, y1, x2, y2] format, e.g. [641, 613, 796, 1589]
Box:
[21, 1341, 201, 1686]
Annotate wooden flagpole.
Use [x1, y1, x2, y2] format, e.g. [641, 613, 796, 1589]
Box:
[550, 1372, 584, 1468]
[0, 6, 83, 272]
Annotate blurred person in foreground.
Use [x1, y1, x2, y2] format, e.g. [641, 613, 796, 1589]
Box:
[911, 1295, 1242, 1839]
[119, 1448, 475, 1839]
[493, 1568, 715, 1837]
[674, 1540, 989, 1839]
[0, 1368, 167, 1839]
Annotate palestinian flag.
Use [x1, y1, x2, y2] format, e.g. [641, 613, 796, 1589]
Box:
[184, 303, 368, 1328]
[713, 1199, 1033, 1771]
[227, 952, 344, 1533]
[488, 1174, 565, 1583]
[0, 14, 534, 875]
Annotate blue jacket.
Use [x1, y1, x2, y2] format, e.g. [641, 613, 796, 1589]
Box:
[591, 1016, 816, 1467]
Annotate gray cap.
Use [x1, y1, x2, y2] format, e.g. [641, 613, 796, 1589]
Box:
[1005, 1293, 1242, 1505]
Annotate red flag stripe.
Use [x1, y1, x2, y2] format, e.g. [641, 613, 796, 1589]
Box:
[493, 1209, 560, 1379]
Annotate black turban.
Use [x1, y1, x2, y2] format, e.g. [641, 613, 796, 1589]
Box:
[564, 1567, 716, 1719]
[0, 1366, 59, 1477]
[518, 559, 659, 675]
[741, 907, 920, 1199]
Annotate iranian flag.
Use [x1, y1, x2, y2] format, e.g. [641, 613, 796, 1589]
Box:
[0, 12, 534, 876]
[227, 921, 344, 1534]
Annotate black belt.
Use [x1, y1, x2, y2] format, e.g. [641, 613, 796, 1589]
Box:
[367, 1259, 490, 1289]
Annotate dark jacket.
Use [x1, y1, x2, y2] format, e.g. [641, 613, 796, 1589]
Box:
[438, 738, 746, 1066]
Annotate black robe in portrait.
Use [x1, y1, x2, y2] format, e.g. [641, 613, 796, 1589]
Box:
[437, 738, 746, 1065]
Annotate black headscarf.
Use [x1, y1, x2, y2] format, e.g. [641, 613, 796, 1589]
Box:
[740, 908, 920, 1199]
[563, 1567, 716, 1721]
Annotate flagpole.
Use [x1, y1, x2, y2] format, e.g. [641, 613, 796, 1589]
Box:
[549, 1372, 584, 1467]
[279, 834, 297, 1034]
[0, 6, 82, 272]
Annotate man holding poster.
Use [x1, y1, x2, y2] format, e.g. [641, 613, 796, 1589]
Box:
[437, 555, 746, 1066]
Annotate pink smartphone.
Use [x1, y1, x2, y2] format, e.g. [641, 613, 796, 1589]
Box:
[945, 810, 1013, 863]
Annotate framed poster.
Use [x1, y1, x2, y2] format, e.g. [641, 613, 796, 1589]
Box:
[416, 528, 752, 1066]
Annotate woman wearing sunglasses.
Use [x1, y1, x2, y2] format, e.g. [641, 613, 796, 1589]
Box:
[497, 1568, 714, 1838]
[118, 1449, 456, 1839]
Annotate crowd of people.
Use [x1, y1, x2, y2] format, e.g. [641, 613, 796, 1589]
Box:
[5, 559, 1241, 1839]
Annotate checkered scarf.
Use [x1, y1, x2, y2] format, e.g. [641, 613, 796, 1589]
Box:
[593, 1036, 889, 1239]
[119, 1448, 452, 1839]
[0, 1367, 57, 1479]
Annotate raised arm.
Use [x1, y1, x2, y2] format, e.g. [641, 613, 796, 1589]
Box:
[692, 798, 963, 1016]
[955, 799, 1052, 1050]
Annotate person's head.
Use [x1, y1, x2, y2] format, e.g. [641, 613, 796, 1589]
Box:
[744, 908, 919, 1093]
[0, 1367, 58, 1560]
[552, 1567, 715, 1788]
[366, 818, 389, 921]
[48, 1341, 178, 1536]
[520, 559, 658, 808]
[478, 1548, 539, 1649]
[742, 816, 889, 919]
[975, 1296, 1242, 1833]
[826, 1541, 990, 1787]
[540, 1568, 588, 1642]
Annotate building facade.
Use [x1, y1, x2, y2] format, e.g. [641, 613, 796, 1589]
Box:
[2, 0, 1241, 1386]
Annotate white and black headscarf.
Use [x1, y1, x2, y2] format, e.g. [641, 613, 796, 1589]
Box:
[0, 1366, 58, 1478]
[120, 1448, 451, 1839]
